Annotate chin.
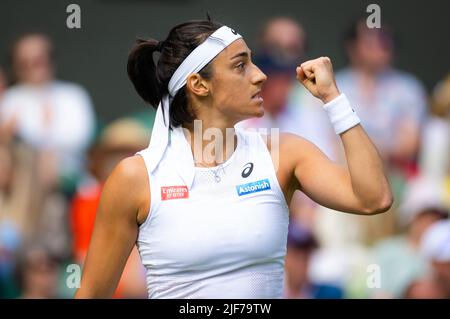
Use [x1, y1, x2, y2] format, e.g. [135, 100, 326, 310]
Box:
[234, 104, 265, 123]
[235, 111, 264, 125]
[254, 108, 265, 118]
[244, 109, 264, 120]
[255, 104, 265, 117]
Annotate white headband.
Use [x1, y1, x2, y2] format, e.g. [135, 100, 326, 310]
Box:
[140, 25, 242, 189]
[168, 26, 242, 96]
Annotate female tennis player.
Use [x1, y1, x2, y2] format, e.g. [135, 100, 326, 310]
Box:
[75, 19, 393, 298]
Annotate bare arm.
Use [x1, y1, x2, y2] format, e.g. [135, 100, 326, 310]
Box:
[289, 57, 393, 215]
[75, 156, 149, 298]
[286, 127, 392, 215]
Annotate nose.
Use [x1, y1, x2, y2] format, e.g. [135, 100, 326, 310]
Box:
[251, 63, 267, 85]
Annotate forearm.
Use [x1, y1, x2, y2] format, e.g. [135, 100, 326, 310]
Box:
[296, 57, 392, 214]
[74, 243, 129, 298]
[340, 124, 393, 213]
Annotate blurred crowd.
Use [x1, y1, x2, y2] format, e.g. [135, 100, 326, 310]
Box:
[0, 17, 449, 299]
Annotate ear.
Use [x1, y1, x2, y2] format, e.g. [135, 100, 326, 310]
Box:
[186, 73, 210, 97]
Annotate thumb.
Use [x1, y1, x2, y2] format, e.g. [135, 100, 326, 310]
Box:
[296, 66, 306, 81]
[296, 66, 316, 92]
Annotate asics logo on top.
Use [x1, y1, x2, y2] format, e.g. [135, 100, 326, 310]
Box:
[241, 162, 254, 178]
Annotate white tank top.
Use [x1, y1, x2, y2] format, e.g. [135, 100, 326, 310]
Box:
[136, 128, 289, 298]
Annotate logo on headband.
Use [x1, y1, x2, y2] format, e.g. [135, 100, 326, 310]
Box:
[230, 28, 237, 35]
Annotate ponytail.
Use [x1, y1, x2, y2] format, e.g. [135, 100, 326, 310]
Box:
[126, 19, 223, 127]
[127, 38, 162, 107]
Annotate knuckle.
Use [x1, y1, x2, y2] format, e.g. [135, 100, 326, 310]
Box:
[320, 56, 330, 64]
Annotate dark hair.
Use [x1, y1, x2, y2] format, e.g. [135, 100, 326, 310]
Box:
[127, 19, 223, 128]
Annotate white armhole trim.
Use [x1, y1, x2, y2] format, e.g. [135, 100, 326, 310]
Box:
[136, 151, 160, 233]
[257, 132, 290, 211]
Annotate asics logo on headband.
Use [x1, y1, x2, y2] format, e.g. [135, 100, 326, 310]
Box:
[167, 26, 242, 97]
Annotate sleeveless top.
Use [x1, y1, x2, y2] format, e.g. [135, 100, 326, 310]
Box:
[136, 128, 289, 298]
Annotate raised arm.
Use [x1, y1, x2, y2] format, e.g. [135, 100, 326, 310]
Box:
[288, 57, 393, 215]
[75, 156, 149, 298]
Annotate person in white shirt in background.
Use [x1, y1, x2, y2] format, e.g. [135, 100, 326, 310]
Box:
[322, 19, 429, 248]
[0, 33, 96, 194]
[419, 74, 450, 199]
[336, 19, 428, 178]
[333, 19, 429, 246]
[417, 220, 450, 298]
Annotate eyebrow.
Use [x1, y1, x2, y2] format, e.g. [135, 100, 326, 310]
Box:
[230, 50, 252, 60]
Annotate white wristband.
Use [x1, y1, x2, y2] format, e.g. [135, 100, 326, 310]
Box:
[323, 93, 361, 134]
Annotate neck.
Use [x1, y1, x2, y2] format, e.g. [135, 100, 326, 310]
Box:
[182, 116, 238, 167]
[352, 61, 388, 78]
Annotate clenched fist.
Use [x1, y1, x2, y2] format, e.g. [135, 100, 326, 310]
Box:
[296, 57, 340, 104]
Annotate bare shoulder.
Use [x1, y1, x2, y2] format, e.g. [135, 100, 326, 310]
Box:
[101, 155, 150, 225]
[111, 155, 148, 181]
[263, 132, 329, 177]
[263, 132, 319, 159]
[280, 133, 319, 156]
[258, 132, 313, 198]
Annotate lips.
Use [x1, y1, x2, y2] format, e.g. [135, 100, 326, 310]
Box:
[251, 90, 262, 99]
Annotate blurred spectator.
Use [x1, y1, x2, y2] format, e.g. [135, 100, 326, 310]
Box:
[257, 17, 306, 62]
[328, 19, 429, 245]
[0, 143, 34, 240]
[0, 141, 72, 263]
[0, 33, 96, 194]
[0, 143, 32, 298]
[284, 221, 343, 299]
[370, 177, 448, 298]
[0, 66, 13, 144]
[403, 277, 447, 299]
[336, 19, 428, 179]
[70, 117, 149, 298]
[15, 245, 60, 299]
[420, 74, 450, 185]
[420, 219, 450, 298]
[0, 67, 6, 98]
[399, 177, 449, 230]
